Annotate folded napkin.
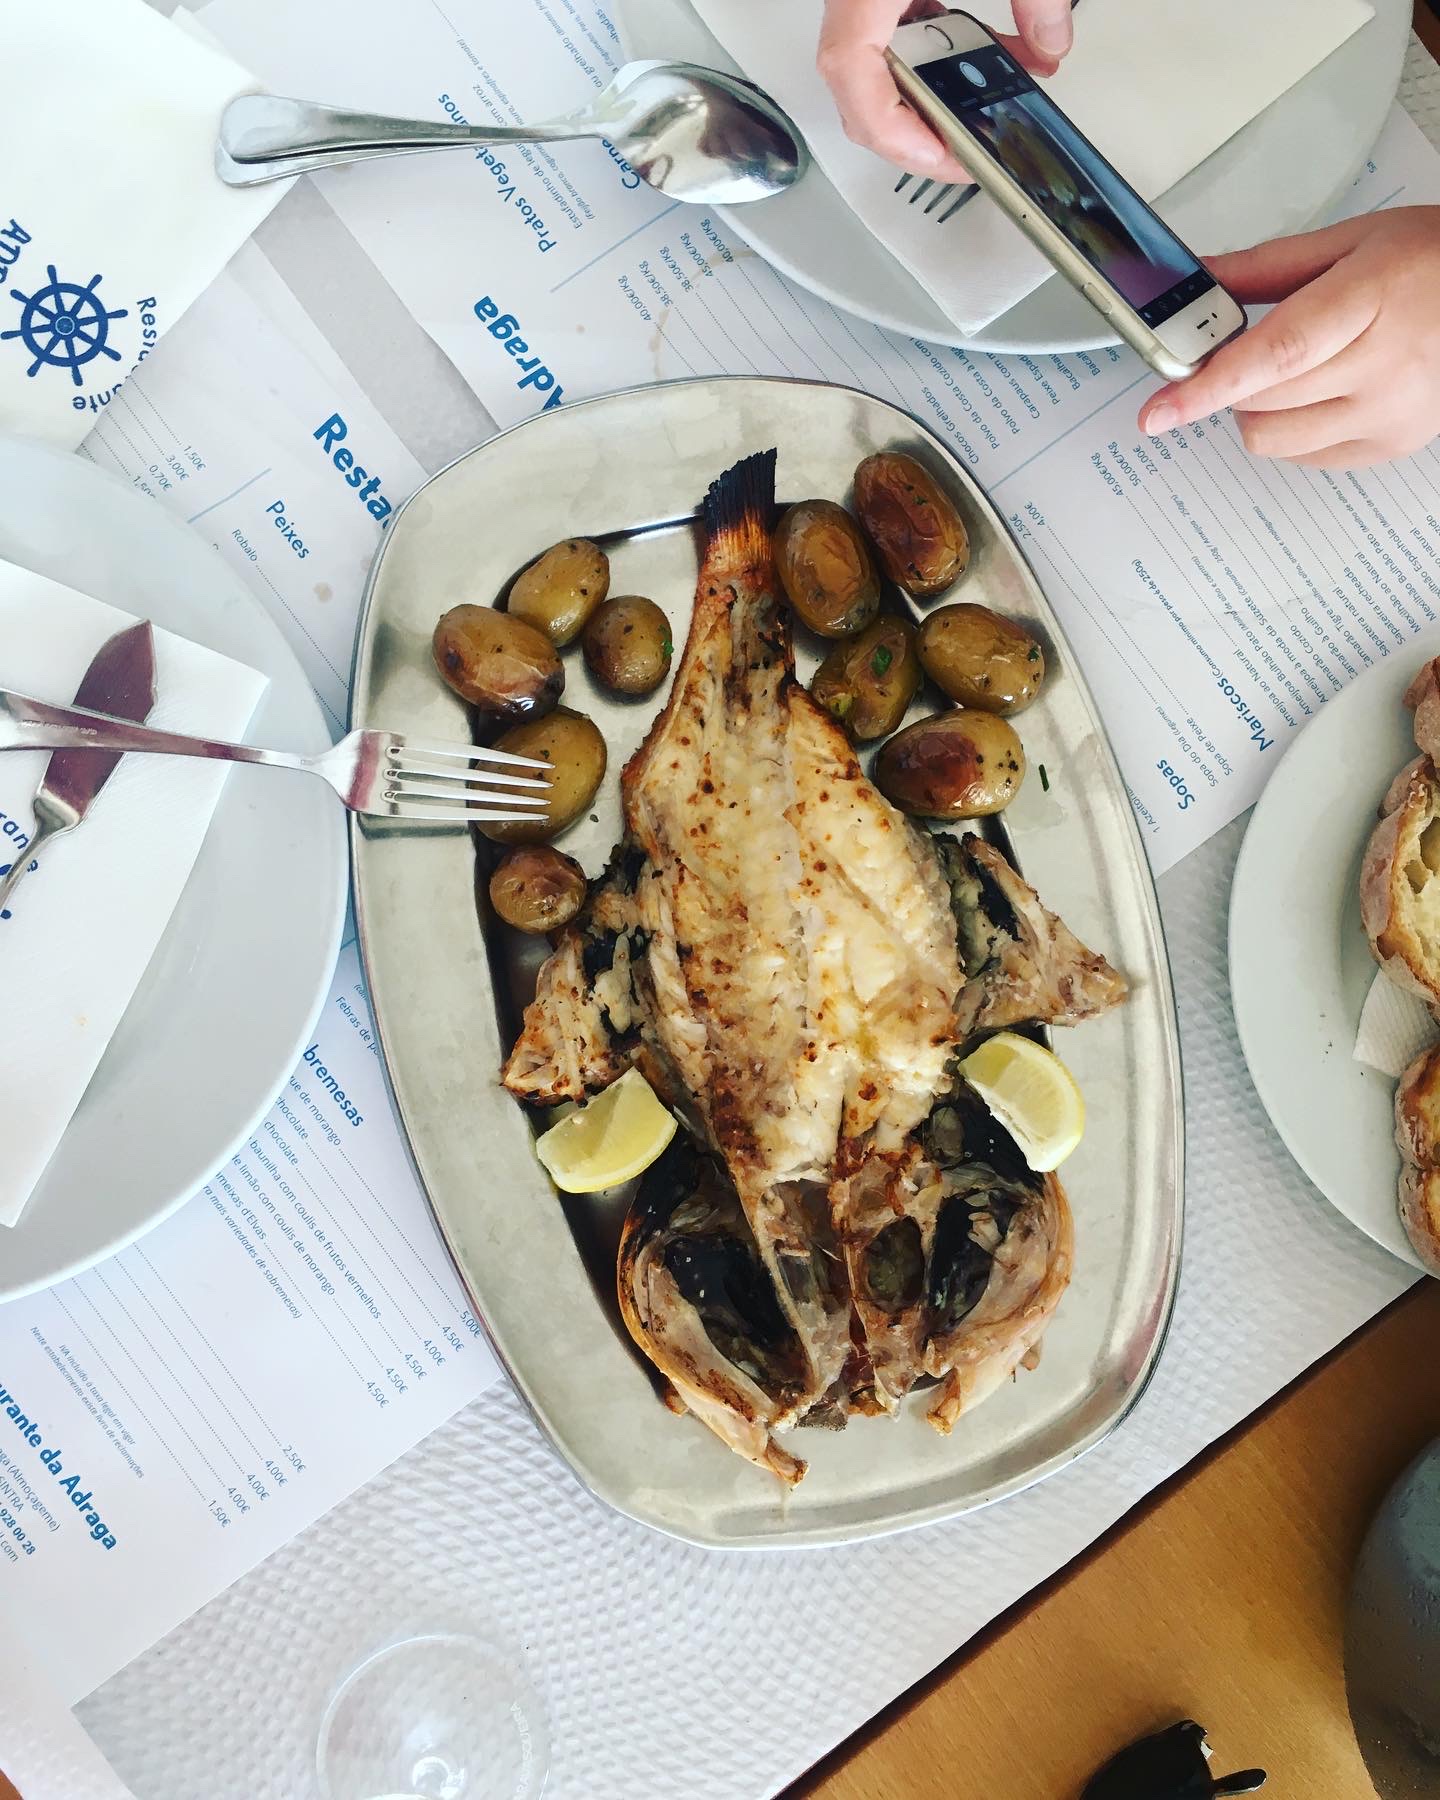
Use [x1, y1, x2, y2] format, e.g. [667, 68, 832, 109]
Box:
[1355, 969, 1436, 1079]
[0, 560, 267, 1226]
[0, 0, 283, 449]
[690, 0, 1373, 335]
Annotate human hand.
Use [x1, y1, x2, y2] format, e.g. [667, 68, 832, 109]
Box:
[1138, 206, 1440, 468]
[817, 0, 1075, 183]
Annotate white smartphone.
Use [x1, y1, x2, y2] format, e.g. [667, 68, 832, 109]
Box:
[887, 10, 1246, 380]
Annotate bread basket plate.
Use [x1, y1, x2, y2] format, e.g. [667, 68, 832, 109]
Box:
[349, 375, 1182, 1547]
[1229, 635, 1440, 1272]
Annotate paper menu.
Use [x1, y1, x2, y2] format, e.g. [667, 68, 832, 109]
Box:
[0, 943, 500, 1705]
[1, 0, 284, 450]
[197, 0, 1440, 871]
[0, 249, 499, 1706]
[77, 243, 427, 732]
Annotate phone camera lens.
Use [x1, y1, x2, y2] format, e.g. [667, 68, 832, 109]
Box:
[959, 60, 986, 87]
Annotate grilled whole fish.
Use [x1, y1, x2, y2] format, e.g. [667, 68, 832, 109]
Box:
[507, 451, 962, 1442]
[504, 448, 1122, 1479]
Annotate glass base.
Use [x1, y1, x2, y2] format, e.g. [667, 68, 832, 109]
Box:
[316, 1632, 548, 1800]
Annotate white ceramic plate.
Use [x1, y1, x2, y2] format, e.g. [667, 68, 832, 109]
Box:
[0, 437, 347, 1302]
[1228, 636, 1440, 1271]
[615, 0, 1410, 353]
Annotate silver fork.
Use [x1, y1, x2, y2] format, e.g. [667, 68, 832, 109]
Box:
[893, 174, 978, 222]
[0, 690, 551, 826]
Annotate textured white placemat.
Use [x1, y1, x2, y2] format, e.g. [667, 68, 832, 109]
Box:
[73, 33, 1440, 1800]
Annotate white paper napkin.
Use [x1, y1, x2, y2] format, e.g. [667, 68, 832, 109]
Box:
[1355, 968, 1437, 1078]
[690, 0, 1373, 335]
[0, 1648, 136, 1800]
[0, 0, 284, 449]
[0, 562, 267, 1226]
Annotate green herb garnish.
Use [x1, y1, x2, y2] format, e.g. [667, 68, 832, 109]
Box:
[1028, 646, 1040, 662]
[871, 645, 893, 677]
[1039, 763, 1050, 792]
[661, 635, 673, 661]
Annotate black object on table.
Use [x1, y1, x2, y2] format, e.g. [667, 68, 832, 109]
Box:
[1082, 1721, 1266, 1799]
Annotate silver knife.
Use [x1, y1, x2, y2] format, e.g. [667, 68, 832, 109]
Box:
[0, 620, 157, 917]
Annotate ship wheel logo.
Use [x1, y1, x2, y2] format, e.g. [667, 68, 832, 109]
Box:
[1, 266, 128, 387]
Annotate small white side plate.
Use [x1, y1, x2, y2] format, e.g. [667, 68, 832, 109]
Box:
[0, 436, 347, 1301]
[1228, 637, 1440, 1271]
[615, 0, 1409, 353]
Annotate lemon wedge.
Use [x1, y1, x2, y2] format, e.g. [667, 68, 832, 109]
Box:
[535, 1068, 677, 1193]
[959, 1032, 1085, 1173]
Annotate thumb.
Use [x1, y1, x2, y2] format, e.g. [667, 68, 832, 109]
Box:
[1203, 215, 1372, 304]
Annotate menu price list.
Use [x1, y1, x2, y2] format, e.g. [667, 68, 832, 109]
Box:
[0, 944, 497, 1705]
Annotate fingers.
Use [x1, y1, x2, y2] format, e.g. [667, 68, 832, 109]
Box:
[1202, 215, 1373, 303]
[1286, 439, 1387, 469]
[818, 0, 971, 177]
[992, 28, 1059, 77]
[1009, 0, 1074, 68]
[1235, 397, 1363, 459]
[1138, 259, 1379, 433]
[1228, 328, 1376, 414]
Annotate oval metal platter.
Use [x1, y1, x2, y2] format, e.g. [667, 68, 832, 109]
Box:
[349, 376, 1183, 1548]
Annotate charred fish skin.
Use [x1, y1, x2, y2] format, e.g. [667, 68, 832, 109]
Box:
[917, 1089, 1072, 1434]
[938, 832, 1128, 1037]
[923, 1169, 1072, 1434]
[617, 1137, 809, 1485]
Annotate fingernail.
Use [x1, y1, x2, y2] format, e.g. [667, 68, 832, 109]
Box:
[1032, 14, 1072, 54]
[1145, 404, 1178, 434]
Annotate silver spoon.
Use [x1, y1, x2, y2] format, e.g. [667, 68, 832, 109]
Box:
[217, 60, 808, 204]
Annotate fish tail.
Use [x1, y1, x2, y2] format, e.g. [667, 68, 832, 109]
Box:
[702, 448, 777, 570]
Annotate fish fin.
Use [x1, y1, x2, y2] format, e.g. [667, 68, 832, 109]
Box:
[701, 448, 777, 569]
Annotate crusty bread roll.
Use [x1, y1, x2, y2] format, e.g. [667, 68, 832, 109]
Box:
[1361, 759, 1440, 1007]
[1406, 658, 1440, 763]
[1396, 1044, 1440, 1275]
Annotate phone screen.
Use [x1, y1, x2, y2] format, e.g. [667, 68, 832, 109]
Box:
[917, 43, 1213, 325]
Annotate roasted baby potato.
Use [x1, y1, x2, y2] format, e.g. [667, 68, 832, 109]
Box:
[916, 603, 1045, 715]
[853, 452, 970, 598]
[773, 499, 880, 638]
[480, 707, 608, 844]
[488, 845, 588, 933]
[873, 710, 1025, 818]
[810, 615, 921, 742]
[582, 595, 673, 695]
[507, 539, 610, 646]
[432, 605, 564, 726]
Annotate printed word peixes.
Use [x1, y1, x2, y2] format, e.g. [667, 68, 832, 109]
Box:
[474, 297, 563, 410]
[313, 414, 396, 525]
